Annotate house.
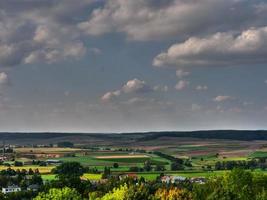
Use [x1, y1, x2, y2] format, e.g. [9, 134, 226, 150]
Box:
[2, 185, 21, 194]
[172, 176, 187, 183]
[27, 184, 40, 192]
[190, 177, 206, 184]
[161, 175, 172, 183]
[46, 159, 62, 165]
[119, 173, 138, 180]
[161, 175, 187, 184]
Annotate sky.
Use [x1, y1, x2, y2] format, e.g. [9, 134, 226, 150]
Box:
[0, 0, 267, 132]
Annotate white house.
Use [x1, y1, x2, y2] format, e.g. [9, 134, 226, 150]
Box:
[161, 175, 187, 184]
[2, 185, 21, 194]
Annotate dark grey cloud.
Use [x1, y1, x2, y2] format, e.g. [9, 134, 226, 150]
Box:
[79, 0, 267, 41]
[0, 0, 94, 67]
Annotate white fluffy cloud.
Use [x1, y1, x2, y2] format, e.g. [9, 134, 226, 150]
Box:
[79, 0, 267, 41]
[122, 79, 151, 94]
[154, 26, 267, 68]
[101, 78, 153, 102]
[175, 80, 189, 90]
[101, 90, 121, 102]
[213, 95, 234, 102]
[101, 78, 170, 102]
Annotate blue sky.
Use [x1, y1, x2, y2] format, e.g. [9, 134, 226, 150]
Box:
[0, 0, 267, 132]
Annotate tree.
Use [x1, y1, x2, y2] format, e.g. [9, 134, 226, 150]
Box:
[171, 162, 184, 170]
[192, 169, 257, 200]
[96, 184, 128, 200]
[155, 165, 165, 171]
[102, 167, 111, 179]
[155, 187, 193, 200]
[215, 161, 222, 170]
[113, 163, 119, 168]
[125, 184, 151, 200]
[54, 162, 85, 179]
[144, 160, 152, 172]
[34, 187, 82, 200]
[14, 161, 23, 166]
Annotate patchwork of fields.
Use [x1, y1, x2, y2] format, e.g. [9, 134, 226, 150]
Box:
[2, 136, 267, 182]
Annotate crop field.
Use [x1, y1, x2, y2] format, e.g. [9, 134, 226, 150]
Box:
[95, 155, 149, 159]
[57, 156, 169, 171]
[3, 135, 267, 185]
[15, 147, 81, 153]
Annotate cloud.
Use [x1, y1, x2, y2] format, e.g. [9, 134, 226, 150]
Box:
[79, 0, 267, 41]
[192, 104, 202, 111]
[154, 26, 267, 68]
[176, 69, 190, 78]
[101, 78, 170, 103]
[196, 85, 208, 91]
[0, 72, 9, 86]
[101, 78, 153, 102]
[175, 80, 189, 90]
[0, 0, 94, 67]
[213, 95, 234, 102]
[101, 90, 121, 102]
[153, 85, 169, 92]
[122, 79, 152, 94]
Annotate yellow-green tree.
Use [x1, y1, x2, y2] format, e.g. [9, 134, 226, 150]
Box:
[34, 187, 82, 200]
[155, 187, 193, 200]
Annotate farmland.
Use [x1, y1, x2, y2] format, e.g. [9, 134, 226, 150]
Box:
[1, 131, 267, 183]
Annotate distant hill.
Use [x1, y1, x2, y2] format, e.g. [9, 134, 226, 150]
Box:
[0, 130, 267, 145]
[130, 130, 267, 141]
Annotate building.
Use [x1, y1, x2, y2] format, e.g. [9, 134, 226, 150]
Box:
[161, 175, 187, 184]
[46, 159, 62, 165]
[190, 177, 206, 184]
[118, 173, 138, 180]
[2, 185, 21, 194]
[27, 184, 40, 192]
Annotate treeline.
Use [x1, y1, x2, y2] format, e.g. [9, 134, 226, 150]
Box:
[33, 165, 267, 200]
[153, 151, 183, 164]
[2, 162, 267, 200]
[136, 130, 267, 141]
[215, 159, 267, 170]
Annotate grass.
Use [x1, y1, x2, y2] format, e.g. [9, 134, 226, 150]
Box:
[249, 151, 267, 158]
[42, 173, 102, 181]
[96, 157, 150, 163]
[82, 173, 102, 180]
[42, 174, 56, 181]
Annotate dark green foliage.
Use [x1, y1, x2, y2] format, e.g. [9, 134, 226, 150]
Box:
[171, 162, 184, 170]
[53, 162, 85, 179]
[215, 159, 261, 170]
[102, 167, 111, 179]
[144, 160, 152, 172]
[193, 169, 267, 200]
[154, 165, 165, 171]
[14, 161, 23, 166]
[113, 163, 119, 168]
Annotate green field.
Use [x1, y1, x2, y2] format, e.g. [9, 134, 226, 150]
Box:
[249, 151, 267, 158]
[42, 173, 102, 181]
